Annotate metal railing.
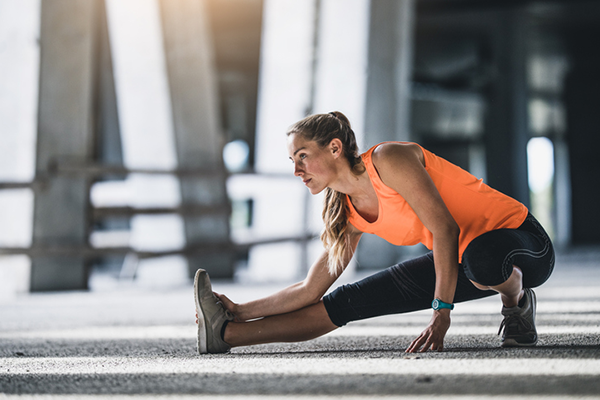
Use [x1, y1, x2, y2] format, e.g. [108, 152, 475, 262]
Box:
[0, 234, 316, 258]
[0, 161, 317, 268]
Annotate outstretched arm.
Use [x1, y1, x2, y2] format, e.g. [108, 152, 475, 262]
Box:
[372, 143, 460, 352]
[216, 226, 362, 322]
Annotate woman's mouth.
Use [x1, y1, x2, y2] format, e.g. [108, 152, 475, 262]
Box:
[303, 178, 311, 186]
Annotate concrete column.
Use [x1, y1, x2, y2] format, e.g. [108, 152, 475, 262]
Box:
[95, 0, 122, 168]
[363, 0, 415, 148]
[564, 28, 600, 246]
[159, 0, 233, 278]
[312, 0, 370, 140]
[553, 139, 571, 248]
[483, 10, 530, 207]
[238, 0, 316, 282]
[32, 0, 99, 290]
[271, 0, 368, 276]
[358, 0, 416, 269]
[0, 0, 40, 297]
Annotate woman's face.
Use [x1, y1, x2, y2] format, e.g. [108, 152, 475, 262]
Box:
[287, 133, 340, 195]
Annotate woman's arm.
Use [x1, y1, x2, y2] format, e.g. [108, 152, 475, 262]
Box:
[372, 143, 460, 352]
[217, 226, 363, 321]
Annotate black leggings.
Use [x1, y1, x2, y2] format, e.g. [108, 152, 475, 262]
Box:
[323, 213, 555, 327]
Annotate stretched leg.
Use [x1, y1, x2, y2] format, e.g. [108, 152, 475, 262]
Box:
[196, 269, 337, 354]
[224, 301, 337, 348]
[226, 253, 491, 349]
[320, 253, 495, 328]
[215, 253, 494, 352]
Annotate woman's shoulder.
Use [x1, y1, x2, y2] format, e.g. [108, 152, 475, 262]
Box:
[371, 142, 424, 170]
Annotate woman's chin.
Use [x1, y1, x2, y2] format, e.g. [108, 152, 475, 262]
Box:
[309, 186, 326, 195]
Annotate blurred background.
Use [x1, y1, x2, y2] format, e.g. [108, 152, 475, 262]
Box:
[0, 0, 598, 298]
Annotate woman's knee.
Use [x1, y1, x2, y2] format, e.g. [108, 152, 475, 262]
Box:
[462, 231, 516, 287]
[469, 280, 490, 291]
[469, 265, 524, 290]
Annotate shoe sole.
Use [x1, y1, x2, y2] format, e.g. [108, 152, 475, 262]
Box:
[194, 269, 208, 354]
[501, 338, 538, 347]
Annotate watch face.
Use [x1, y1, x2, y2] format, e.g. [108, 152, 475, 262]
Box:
[432, 299, 439, 309]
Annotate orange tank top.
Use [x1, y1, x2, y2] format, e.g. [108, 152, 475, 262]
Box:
[346, 142, 528, 260]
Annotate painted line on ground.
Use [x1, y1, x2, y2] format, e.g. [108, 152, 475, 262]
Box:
[1, 396, 600, 400]
[3, 357, 600, 377]
[1, 323, 599, 340]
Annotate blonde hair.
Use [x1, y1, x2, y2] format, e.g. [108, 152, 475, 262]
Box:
[287, 111, 365, 275]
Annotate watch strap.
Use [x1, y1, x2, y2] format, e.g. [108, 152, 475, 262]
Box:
[432, 298, 454, 310]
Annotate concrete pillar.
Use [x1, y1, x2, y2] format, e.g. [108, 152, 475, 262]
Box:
[483, 10, 530, 207]
[0, 0, 40, 297]
[255, 0, 317, 175]
[358, 0, 416, 269]
[0, 0, 40, 184]
[239, 0, 316, 282]
[32, 0, 100, 290]
[363, 0, 415, 148]
[159, 0, 233, 278]
[304, 0, 370, 275]
[564, 28, 600, 246]
[95, 0, 122, 169]
[553, 139, 571, 248]
[312, 0, 370, 140]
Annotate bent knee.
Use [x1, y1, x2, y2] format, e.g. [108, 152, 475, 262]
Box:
[462, 232, 517, 286]
[470, 280, 490, 291]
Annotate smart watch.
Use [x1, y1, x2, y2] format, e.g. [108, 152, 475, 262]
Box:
[432, 298, 454, 310]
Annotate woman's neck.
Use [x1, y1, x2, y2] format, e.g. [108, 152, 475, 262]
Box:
[330, 168, 373, 201]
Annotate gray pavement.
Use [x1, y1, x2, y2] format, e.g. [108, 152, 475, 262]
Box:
[1, 249, 600, 398]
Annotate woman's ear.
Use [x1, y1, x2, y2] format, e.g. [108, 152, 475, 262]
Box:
[329, 138, 343, 158]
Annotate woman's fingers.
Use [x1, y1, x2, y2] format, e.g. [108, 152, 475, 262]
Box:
[419, 339, 432, 353]
[214, 292, 229, 306]
[407, 312, 450, 352]
[213, 292, 244, 322]
[407, 333, 426, 353]
[406, 329, 445, 352]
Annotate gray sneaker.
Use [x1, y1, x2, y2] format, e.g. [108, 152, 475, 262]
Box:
[498, 288, 538, 347]
[194, 269, 234, 354]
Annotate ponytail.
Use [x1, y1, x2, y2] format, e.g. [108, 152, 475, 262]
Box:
[287, 111, 364, 275]
[321, 188, 351, 275]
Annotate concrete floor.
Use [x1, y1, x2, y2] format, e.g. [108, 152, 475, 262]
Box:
[1, 249, 600, 398]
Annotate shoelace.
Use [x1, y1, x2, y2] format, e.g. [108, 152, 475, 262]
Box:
[498, 313, 533, 336]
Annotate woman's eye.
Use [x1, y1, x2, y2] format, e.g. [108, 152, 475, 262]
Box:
[299, 154, 307, 160]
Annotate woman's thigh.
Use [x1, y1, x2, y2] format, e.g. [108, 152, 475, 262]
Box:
[323, 252, 495, 327]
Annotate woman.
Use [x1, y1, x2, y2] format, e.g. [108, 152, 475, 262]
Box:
[194, 111, 554, 354]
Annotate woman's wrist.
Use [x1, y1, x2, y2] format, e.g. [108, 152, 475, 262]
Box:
[432, 297, 454, 311]
[433, 308, 451, 317]
[234, 303, 250, 321]
[236, 301, 266, 321]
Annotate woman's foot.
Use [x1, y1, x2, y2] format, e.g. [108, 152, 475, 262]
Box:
[498, 288, 538, 347]
[194, 269, 234, 354]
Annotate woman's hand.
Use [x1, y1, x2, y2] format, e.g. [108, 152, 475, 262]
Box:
[214, 292, 245, 322]
[406, 310, 451, 353]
